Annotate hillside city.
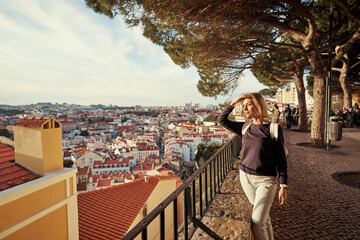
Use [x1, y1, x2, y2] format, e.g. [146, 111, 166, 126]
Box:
[0, 87, 314, 193]
[3, 86, 360, 240]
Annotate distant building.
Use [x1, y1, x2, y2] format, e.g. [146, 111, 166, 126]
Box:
[276, 87, 314, 108]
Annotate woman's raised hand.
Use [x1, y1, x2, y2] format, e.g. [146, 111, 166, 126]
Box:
[230, 94, 248, 107]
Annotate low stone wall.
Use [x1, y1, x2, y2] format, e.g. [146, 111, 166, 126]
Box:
[192, 160, 253, 240]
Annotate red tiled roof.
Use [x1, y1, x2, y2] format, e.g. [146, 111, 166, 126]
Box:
[11, 117, 51, 127]
[97, 179, 112, 187]
[77, 166, 90, 175]
[78, 177, 160, 239]
[132, 159, 154, 172]
[0, 143, 39, 191]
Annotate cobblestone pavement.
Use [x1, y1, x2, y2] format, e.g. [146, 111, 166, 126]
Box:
[192, 128, 359, 240]
[192, 160, 252, 240]
[271, 128, 360, 240]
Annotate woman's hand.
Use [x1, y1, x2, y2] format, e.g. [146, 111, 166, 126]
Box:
[230, 94, 248, 107]
[278, 187, 287, 205]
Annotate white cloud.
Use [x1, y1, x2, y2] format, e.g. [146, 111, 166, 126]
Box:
[0, 0, 264, 107]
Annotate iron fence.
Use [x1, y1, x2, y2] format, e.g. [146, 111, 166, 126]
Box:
[121, 135, 241, 240]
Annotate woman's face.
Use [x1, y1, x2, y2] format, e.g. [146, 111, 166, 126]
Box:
[242, 98, 258, 118]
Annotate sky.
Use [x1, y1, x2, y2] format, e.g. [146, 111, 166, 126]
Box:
[0, 0, 266, 107]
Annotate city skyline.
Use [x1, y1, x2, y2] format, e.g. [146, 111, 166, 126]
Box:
[0, 0, 266, 107]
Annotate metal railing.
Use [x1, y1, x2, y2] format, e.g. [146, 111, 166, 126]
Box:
[122, 135, 241, 240]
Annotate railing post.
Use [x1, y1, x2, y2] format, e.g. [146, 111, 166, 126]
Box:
[173, 198, 178, 240]
[210, 161, 213, 200]
[192, 180, 196, 224]
[205, 166, 208, 208]
[184, 188, 191, 240]
[222, 151, 225, 179]
[160, 211, 165, 240]
[142, 228, 147, 240]
[199, 173, 203, 217]
[213, 159, 217, 194]
[217, 156, 220, 190]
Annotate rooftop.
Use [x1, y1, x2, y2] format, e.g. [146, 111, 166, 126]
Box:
[77, 176, 162, 239]
[0, 142, 39, 191]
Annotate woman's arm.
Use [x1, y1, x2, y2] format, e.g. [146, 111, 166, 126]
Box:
[274, 125, 288, 185]
[217, 106, 244, 136]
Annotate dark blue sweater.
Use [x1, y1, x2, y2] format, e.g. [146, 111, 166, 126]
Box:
[217, 106, 288, 184]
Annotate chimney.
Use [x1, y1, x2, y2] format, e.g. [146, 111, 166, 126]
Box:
[12, 117, 63, 176]
[144, 176, 149, 183]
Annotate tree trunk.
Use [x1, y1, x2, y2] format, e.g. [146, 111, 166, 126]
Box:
[338, 55, 352, 109]
[304, 46, 327, 148]
[294, 75, 308, 131]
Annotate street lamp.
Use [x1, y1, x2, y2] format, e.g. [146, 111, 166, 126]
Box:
[325, 3, 334, 151]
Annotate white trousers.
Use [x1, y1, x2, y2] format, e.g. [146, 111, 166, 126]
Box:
[240, 170, 277, 240]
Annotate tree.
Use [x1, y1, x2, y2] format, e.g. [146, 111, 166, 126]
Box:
[252, 51, 309, 131]
[195, 143, 205, 162]
[198, 144, 222, 166]
[80, 130, 89, 136]
[332, 43, 360, 108]
[86, 0, 360, 147]
[0, 129, 11, 138]
[203, 114, 218, 122]
[63, 160, 74, 168]
[259, 88, 278, 98]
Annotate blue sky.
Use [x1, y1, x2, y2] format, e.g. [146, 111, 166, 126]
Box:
[0, 0, 266, 107]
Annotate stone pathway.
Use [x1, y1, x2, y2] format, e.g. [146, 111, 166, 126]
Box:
[271, 128, 360, 240]
[191, 160, 252, 240]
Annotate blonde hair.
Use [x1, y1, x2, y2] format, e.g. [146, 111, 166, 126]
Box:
[240, 92, 269, 119]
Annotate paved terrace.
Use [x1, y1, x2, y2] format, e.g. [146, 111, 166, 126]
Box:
[192, 128, 360, 240]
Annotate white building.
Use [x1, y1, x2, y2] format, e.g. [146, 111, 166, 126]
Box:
[165, 139, 195, 162]
[74, 150, 103, 168]
[92, 156, 136, 175]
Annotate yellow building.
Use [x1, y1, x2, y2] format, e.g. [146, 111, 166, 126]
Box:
[0, 117, 79, 240]
[77, 176, 182, 240]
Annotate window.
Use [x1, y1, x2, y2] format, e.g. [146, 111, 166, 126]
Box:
[43, 122, 50, 129]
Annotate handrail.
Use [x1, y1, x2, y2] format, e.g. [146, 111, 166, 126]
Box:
[122, 135, 241, 240]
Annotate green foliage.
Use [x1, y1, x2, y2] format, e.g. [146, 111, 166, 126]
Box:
[85, 0, 360, 102]
[198, 144, 222, 166]
[204, 114, 218, 122]
[0, 129, 11, 138]
[251, 52, 295, 88]
[195, 143, 206, 162]
[85, 0, 276, 98]
[80, 130, 89, 136]
[63, 160, 74, 168]
[0, 108, 24, 116]
[259, 88, 278, 97]
[128, 110, 160, 117]
[306, 72, 314, 97]
[219, 101, 231, 108]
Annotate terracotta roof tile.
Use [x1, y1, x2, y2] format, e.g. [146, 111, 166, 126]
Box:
[0, 143, 39, 191]
[11, 117, 51, 127]
[97, 179, 112, 187]
[77, 177, 161, 239]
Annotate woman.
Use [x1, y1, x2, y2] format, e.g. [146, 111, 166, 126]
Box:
[271, 104, 280, 123]
[218, 93, 287, 240]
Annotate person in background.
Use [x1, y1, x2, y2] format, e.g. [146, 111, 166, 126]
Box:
[284, 104, 292, 129]
[354, 108, 360, 126]
[218, 92, 288, 240]
[293, 105, 299, 126]
[271, 104, 280, 123]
